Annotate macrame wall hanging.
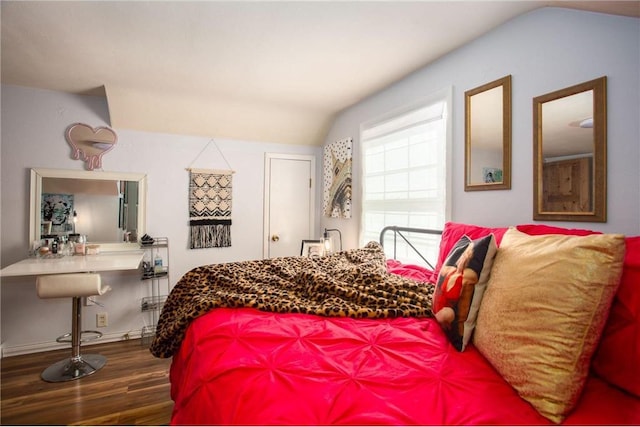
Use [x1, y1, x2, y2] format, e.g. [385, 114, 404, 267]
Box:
[186, 140, 234, 249]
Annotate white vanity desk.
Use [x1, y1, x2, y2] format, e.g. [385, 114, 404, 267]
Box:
[0, 251, 145, 277]
[10, 167, 149, 279]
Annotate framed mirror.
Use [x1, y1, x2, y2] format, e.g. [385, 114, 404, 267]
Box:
[29, 168, 147, 251]
[533, 76, 607, 222]
[465, 75, 512, 191]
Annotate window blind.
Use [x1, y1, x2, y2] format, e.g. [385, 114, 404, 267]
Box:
[360, 96, 448, 266]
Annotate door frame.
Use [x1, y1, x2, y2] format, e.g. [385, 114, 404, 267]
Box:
[263, 153, 316, 258]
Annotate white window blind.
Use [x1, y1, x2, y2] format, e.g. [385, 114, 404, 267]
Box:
[360, 93, 449, 267]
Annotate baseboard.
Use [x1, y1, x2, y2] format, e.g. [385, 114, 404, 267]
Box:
[1, 329, 144, 358]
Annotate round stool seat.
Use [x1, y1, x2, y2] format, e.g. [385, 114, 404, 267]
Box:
[36, 273, 111, 299]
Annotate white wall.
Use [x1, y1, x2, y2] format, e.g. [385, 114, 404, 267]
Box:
[0, 84, 321, 356]
[322, 7, 640, 248]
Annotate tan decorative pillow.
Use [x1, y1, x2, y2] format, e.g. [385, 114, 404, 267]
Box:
[474, 228, 625, 423]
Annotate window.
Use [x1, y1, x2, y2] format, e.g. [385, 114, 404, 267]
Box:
[360, 88, 451, 266]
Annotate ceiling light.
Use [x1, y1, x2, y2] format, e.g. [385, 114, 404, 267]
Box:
[579, 117, 593, 128]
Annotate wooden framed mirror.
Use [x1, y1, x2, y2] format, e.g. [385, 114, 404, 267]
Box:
[533, 76, 607, 222]
[464, 75, 511, 191]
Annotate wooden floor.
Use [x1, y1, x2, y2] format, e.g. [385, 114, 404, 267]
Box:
[1, 339, 173, 425]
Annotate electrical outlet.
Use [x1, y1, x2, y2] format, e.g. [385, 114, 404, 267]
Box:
[96, 312, 108, 328]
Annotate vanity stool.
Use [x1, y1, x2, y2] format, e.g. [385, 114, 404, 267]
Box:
[36, 273, 112, 382]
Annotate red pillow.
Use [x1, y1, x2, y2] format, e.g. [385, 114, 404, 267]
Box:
[516, 223, 601, 236]
[592, 236, 640, 397]
[435, 222, 507, 275]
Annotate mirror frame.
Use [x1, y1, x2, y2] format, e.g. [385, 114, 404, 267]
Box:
[30, 168, 147, 251]
[533, 76, 607, 222]
[464, 75, 512, 191]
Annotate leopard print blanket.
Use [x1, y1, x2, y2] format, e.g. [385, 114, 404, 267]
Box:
[150, 242, 434, 358]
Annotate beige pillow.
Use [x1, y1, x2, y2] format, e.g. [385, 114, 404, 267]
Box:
[474, 228, 625, 423]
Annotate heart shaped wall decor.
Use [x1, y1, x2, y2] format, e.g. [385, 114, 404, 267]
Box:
[65, 123, 118, 170]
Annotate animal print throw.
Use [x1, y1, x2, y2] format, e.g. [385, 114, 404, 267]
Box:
[189, 169, 232, 249]
[150, 242, 434, 358]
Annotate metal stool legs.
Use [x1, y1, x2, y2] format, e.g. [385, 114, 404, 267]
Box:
[41, 296, 107, 382]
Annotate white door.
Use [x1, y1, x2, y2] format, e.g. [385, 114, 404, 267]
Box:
[264, 153, 316, 258]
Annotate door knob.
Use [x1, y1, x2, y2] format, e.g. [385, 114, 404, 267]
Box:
[271, 234, 280, 242]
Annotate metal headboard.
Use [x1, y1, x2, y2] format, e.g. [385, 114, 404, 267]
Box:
[379, 226, 443, 270]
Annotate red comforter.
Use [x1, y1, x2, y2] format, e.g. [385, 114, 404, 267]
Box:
[169, 307, 639, 425]
[167, 223, 640, 425]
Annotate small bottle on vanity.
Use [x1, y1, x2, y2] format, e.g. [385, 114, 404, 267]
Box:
[73, 235, 86, 255]
[154, 254, 163, 274]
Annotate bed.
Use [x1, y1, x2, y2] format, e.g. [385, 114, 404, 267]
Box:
[151, 222, 640, 425]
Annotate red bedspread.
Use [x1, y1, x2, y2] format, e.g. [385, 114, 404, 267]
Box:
[169, 307, 640, 425]
[167, 224, 640, 425]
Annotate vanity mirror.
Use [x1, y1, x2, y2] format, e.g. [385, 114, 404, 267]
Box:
[533, 76, 607, 222]
[465, 75, 511, 191]
[29, 168, 147, 250]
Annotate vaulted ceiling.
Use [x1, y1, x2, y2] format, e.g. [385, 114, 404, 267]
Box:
[2, 1, 638, 146]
